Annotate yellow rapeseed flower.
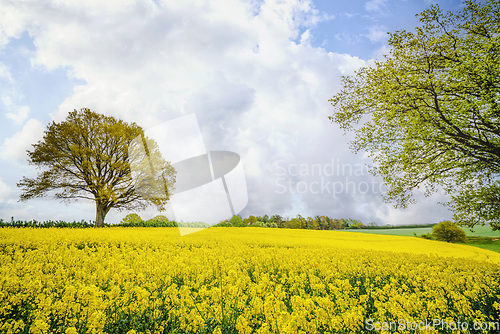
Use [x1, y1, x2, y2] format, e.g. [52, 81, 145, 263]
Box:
[1, 227, 499, 333]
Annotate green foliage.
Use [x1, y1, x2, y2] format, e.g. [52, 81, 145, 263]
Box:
[121, 213, 143, 225]
[339, 219, 349, 229]
[118, 214, 181, 227]
[244, 215, 258, 226]
[420, 233, 434, 240]
[466, 236, 500, 253]
[311, 218, 320, 230]
[17, 108, 176, 227]
[288, 218, 300, 229]
[229, 215, 245, 227]
[117, 219, 176, 227]
[213, 220, 232, 227]
[143, 219, 177, 227]
[0, 217, 203, 229]
[151, 215, 169, 223]
[347, 220, 365, 229]
[432, 221, 468, 243]
[177, 214, 367, 230]
[318, 216, 330, 230]
[360, 223, 437, 230]
[1, 215, 381, 231]
[118, 219, 208, 227]
[177, 222, 210, 228]
[343, 218, 362, 227]
[0, 217, 97, 228]
[329, 0, 500, 230]
[448, 181, 500, 231]
[213, 216, 246, 227]
[269, 214, 284, 228]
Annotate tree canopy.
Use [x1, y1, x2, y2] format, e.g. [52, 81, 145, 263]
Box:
[330, 0, 500, 229]
[329, 0, 500, 230]
[432, 221, 468, 243]
[18, 108, 175, 227]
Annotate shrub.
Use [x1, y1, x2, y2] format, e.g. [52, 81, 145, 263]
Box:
[213, 220, 232, 227]
[420, 233, 433, 240]
[144, 218, 177, 227]
[349, 222, 364, 229]
[177, 222, 210, 228]
[432, 221, 468, 243]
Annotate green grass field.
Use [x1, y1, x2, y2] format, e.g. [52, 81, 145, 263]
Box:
[346, 224, 500, 253]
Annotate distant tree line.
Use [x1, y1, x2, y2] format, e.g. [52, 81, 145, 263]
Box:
[0, 215, 209, 228]
[361, 223, 438, 230]
[1, 214, 438, 230]
[214, 215, 439, 230]
[0, 218, 96, 228]
[215, 214, 365, 230]
[118, 214, 209, 228]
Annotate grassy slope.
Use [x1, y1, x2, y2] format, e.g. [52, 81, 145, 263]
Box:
[346, 225, 500, 253]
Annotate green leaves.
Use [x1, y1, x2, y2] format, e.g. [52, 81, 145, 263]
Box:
[432, 220, 468, 243]
[330, 0, 500, 229]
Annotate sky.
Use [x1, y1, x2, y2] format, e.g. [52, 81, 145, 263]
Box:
[0, 0, 470, 225]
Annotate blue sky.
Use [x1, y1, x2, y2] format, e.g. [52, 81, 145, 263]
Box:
[0, 0, 468, 224]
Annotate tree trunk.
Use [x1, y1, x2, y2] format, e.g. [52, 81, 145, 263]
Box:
[95, 202, 108, 228]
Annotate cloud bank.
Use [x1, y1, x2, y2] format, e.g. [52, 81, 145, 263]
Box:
[0, 0, 453, 224]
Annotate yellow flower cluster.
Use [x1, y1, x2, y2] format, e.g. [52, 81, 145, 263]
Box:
[1, 227, 500, 333]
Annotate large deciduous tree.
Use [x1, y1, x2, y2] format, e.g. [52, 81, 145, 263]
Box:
[329, 0, 500, 230]
[18, 108, 176, 227]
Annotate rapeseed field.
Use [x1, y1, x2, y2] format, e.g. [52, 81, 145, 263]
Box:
[1, 227, 500, 333]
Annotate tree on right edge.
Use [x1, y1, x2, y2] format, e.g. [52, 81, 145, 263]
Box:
[329, 1, 500, 230]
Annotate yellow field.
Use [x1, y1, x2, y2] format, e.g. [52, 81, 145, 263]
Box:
[1, 227, 500, 333]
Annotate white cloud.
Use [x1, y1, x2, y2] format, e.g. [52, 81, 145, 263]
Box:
[0, 0, 453, 224]
[0, 205, 35, 221]
[299, 29, 312, 46]
[0, 1, 29, 47]
[0, 177, 10, 202]
[370, 44, 392, 61]
[334, 31, 362, 45]
[0, 61, 30, 124]
[341, 12, 358, 19]
[364, 0, 388, 14]
[375, 188, 452, 225]
[2, 96, 30, 124]
[366, 24, 388, 43]
[0, 62, 12, 81]
[0, 118, 45, 163]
